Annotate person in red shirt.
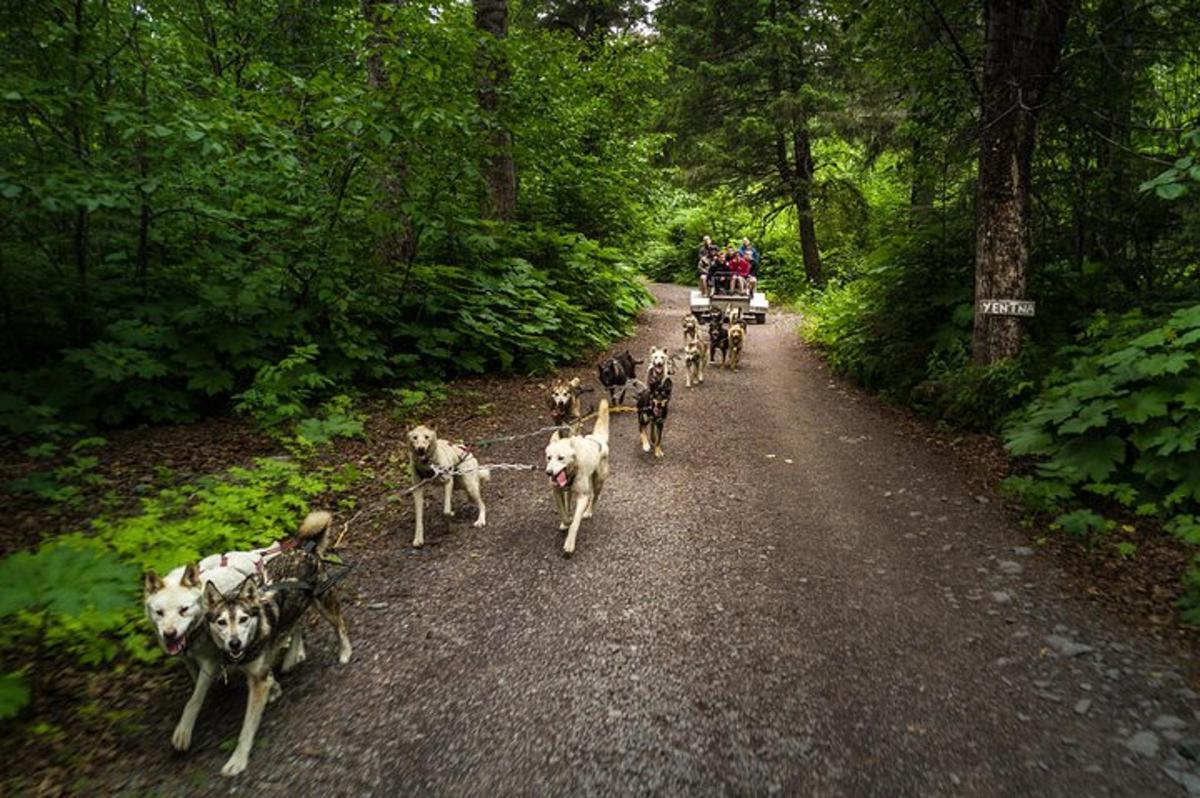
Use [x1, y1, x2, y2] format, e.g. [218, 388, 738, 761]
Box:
[728, 250, 751, 293]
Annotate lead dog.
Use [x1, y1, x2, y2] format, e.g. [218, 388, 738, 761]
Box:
[728, 322, 746, 371]
[144, 546, 292, 754]
[407, 424, 490, 548]
[203, 511, 352, 777]
[708, 317, 729, 367]
[544, 399, 610, 557]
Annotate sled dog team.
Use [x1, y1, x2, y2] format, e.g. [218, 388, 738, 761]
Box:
[143, 309, 746, 777]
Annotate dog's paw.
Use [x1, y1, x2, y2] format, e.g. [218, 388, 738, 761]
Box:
[641, 441, 651, 453]
[472, 517, 486, 528]
[655, 448, 664, 459]
[562, 544, 575, 558]
[268, 680, 282, 704]
[171, 722, 193, 752]
[559, 522, 569, 533]
[411, 537, 424, 548]
[339, 643, 353, 664]
[221, 752, 249, 777]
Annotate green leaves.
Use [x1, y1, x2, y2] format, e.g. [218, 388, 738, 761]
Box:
[0, 544, 135, 617]
[1140, 132, 1200, 200]
[1055, 509, 1110, 537]
[1002, 304, 1200, 599]
[0, 672, 30, 720]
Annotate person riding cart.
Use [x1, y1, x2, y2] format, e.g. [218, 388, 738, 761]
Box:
[697, 235, 719, 297]
[707, 250, 733, 294]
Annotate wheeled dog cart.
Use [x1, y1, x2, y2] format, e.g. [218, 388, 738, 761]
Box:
[690, 289, 769, 324]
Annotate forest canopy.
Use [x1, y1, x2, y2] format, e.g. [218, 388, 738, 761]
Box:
[0, 0, 662, 435]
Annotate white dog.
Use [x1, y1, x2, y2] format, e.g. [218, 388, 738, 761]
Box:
[144, 548, 290, 753]
[544, 399, 610, 556]
[407, 425, 490, 548]
[648, 345, 675, 380]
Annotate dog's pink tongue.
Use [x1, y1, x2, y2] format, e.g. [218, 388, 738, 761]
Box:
[166, 635, 185, 655]
[554, 471, 569, 488]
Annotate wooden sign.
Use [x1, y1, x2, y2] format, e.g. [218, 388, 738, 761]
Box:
[978, 299, 1036, 317]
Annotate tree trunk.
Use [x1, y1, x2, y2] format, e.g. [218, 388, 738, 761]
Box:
[972, 0, 1072, 365]
[361, 0, 416, 267]
[474, 0, 518, 221]
[791, 128, 824, 287]
[1093, 0, 1135, 288]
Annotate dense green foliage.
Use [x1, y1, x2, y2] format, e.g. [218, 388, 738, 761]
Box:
[1002, 304, 1200, 608]
[0, 1, 658, 439]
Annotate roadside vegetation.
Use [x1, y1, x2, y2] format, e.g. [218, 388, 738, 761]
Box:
[646, 2, 1200, 615]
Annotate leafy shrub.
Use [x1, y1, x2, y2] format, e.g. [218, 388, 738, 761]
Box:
[0, 542, 137, 717]
[293, 395, 366, 449]
[1140, 128, 1200, 200]
[389, 380, 448, 424]
[1002, 304, 1200, 612]
[234, 345, 333, 431]
[800, 221, 983, 405]
[5, 437, 108, 506]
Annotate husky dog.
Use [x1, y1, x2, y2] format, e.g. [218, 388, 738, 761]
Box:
[144, 549, 286, 753]
[597, 350, 641, 406]
[727, 322, 746, 371]
[708, 317, 729, 366]
[407, 425, 490, 548]
[548, 376, 587, 434]
[636, 378, 672, 459]
[202, 511, 352, 777]
[683, 338, 706, 387]
[682, 314, 700, 344]
[544, 399, 611, 557]
[647, 346, 672, 388]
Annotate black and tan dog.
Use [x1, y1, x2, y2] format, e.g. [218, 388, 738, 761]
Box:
[202, 511, 352, 777]
[727, 321, 746, 371]
[547, 376, 588, 434]
[708, 317, 729, 367]
[598, 350, 641, 405]
[636, 375, 672, 458]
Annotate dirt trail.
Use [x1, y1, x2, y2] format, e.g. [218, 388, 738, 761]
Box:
[101, 285, 1200, 796]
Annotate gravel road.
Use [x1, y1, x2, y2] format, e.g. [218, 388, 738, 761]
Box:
[104, 285, 1200, 796]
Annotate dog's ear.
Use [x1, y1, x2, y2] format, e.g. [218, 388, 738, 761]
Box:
[202, 579, 224, 607]
[144, 569, 164, 596]
[550, 430, 561, 443]
[234, 576, 259, 603]
[180, 563, 201, 588]
[569, 377, 581, 389]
